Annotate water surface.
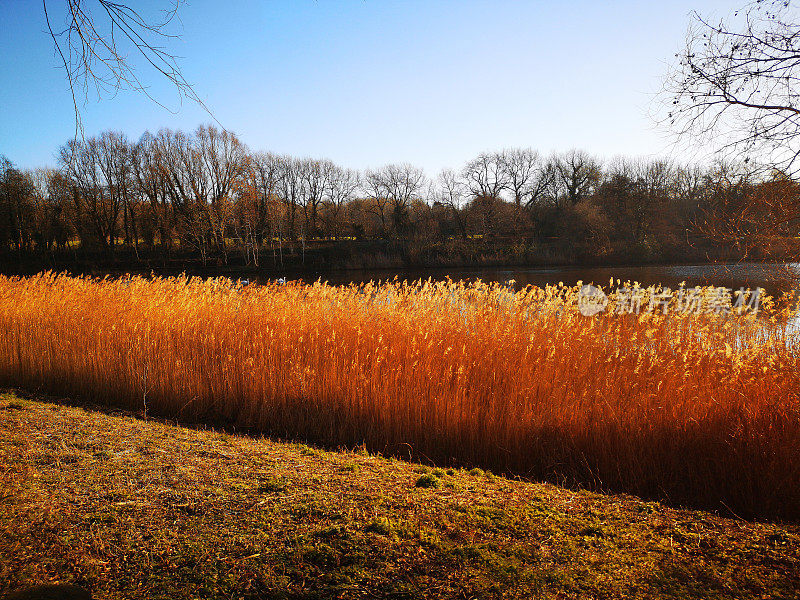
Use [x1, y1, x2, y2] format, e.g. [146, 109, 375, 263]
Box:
[268, 262, 800, 297]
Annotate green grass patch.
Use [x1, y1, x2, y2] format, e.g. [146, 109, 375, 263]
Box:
[0, 391, 798, 599]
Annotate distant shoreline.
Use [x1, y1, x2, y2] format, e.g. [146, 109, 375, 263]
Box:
[0, 239, 795, 281]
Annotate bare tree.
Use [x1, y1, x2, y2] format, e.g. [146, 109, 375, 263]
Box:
[96, 131, 138, 253]
[277, 156, 303, 241]
[364, 164, 425, 237]
[0, 158, 36, 253]
[462, 151, 509, 201]
[322, 164, 360, 237]
[363, 169, 392, 238]
[551, 150, 601, 206]
[500, 148, 537, 209]
[155, 128, 207, 261]
[664, 1, 800, 175]
[246, 152, 282, 244]
[59, 134, 125, 252]
[296, 159, 331, 239]
[132, 131, 173, 248]
[235, 152, 289, 265]
[597, 157, 660, 247]
[435, 169, 468, 239]
[197, 125, 247, 254]
[461, 152, 511, 238]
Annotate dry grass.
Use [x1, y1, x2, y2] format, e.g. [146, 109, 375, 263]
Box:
[0, 273, 799, 520]
[1, 392, 799, 599]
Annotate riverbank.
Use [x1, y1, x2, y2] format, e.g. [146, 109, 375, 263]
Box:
[1, 391, 799, 599]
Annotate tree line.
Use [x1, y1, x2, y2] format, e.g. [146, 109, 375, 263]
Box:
[1, 124, 798, 272]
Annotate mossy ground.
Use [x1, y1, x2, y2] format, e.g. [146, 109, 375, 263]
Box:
[1, 390, 798, 599]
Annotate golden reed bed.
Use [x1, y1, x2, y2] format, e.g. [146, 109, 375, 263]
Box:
[1, 273, 798, 520]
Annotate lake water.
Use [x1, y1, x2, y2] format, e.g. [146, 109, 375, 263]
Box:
[270, 262, 800, 297]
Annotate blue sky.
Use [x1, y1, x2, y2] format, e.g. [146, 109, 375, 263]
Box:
[1, 0, 737, 174]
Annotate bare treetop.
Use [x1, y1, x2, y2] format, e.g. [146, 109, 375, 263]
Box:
[664, 0, 800, 175]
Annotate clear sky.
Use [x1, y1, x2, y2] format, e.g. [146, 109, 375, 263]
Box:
[1, 0, 738, 174]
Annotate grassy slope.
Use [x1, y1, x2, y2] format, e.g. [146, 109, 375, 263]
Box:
[1, 392, 798, 600]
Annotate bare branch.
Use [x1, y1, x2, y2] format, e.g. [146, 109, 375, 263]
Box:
[43, 1, 217, 144]
[662, 1, 800, 175]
